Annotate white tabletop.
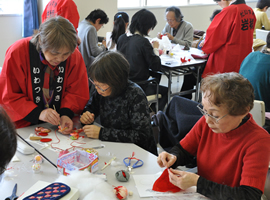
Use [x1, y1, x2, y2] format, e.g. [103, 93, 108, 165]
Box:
[0, 123, 205, 199]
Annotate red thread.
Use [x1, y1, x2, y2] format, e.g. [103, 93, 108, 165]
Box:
[50, 129, 86, 152]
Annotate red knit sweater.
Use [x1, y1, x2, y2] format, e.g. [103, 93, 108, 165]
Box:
[180, 113, 270, 192]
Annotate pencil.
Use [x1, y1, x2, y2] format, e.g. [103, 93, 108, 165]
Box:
[53, 105, 61, 128]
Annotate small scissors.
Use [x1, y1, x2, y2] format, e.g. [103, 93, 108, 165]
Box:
[5, 183, 18, 200]
[123, 152, 144, 172]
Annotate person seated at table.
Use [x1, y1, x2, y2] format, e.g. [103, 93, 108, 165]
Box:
[157, 72, 270, 200]
[106, 12, 129, 51]
[239, 31, 270, 133]
[117, 9, 168, 112]
[0, 16, 89, 133]
[78, 9, 109, 70]
[80, 51, 157, 155]
[201, 0, 255, 78]
[0, 106, 17, 176]
[157, 6, 193, 48]
[253, 0, 270, 38]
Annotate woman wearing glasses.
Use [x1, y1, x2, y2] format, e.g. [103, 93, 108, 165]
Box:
[157, 72, 270, 199]
[157, 6, 193, 48]
[80, 51, 157, 155]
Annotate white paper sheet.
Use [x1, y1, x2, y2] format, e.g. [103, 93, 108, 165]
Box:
[133, 173, 209, 199]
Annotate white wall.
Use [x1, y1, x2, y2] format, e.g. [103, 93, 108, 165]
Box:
[0, 0, 117, 67]
[0, 1, 269, 66]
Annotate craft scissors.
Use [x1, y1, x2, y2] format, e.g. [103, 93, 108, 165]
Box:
[5, 183, 18, 200]
[123, 152, 144, 172]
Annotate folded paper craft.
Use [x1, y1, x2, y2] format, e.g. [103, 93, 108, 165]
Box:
[152, 168, 181, 193]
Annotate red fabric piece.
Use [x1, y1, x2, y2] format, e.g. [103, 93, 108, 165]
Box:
[152, 168, 181, 193]
[40, 138, 52, 143]
[180, 113, 270, 192]
[202, 3, 255, 78]
[0, 37, 89, 128]
[42, 0, 79, 32]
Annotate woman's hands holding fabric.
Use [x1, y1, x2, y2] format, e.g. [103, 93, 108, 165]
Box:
[80, 111, 95, 124]
[39, 108, 60, 126]
[83, 125, 101, 139]
[168, 168, 199, 190]
[157, 152, 177, 168]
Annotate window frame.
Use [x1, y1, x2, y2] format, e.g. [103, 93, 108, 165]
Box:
[118, 0, 258, 9]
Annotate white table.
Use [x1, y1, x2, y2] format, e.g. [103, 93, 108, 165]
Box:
[0, 123, 204, 199]
[160, 47, 207, 103]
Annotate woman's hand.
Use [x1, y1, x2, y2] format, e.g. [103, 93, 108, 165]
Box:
[168, 168, 199, 190]
[80, 111, 95, 124]
[59, 115, 73, 135]
[39, 108, 60, 125]
[83, 125, 101, 139]
[152, 40, 159, 49]
[165, 32, 174, 40]
[157, 152, 177, 168]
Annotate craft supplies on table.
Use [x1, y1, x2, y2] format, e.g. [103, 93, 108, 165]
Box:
[5, 183, 18, 200]
[17, 181, 79, 200]
[57, 149, 98, 176]
[123, 152, 143, 172]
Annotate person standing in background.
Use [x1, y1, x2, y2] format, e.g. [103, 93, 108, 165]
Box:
[42, 0, 79, 32]
[202, 0, 256, 78]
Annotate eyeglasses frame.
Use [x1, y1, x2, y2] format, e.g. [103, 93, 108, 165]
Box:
[197, 103, 228, 124]
[89, 78, 110, 92]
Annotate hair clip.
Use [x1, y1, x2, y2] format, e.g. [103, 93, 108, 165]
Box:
[117, 14, 122, 18]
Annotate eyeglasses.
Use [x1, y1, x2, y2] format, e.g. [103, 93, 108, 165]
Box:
[197, 103, 228, 124]
[89, 78, 110, 92]
[166, 19, 175, 23]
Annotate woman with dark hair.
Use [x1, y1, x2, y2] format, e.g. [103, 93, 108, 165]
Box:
[0, 16, 89, 132]
[80, 51, 157, 155]
[157, 72, 270, 199]
[253, 0, 270, 38]
[78, 9, 109, 69]
[0, 106, 17, 176]
[157, 6, 193, 47]
[117, 9, 168, 112]
[106, 12, 129, 51]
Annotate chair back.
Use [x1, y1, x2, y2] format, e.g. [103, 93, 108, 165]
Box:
[250, 100, 265, 126]
[256, 29, 269, 42]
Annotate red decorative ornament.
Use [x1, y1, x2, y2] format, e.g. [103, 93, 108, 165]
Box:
[35, 127, 51, 133]
[180, 57, 187, 63]
[114, 186, 128, 200]
[40, 138, 52, 143]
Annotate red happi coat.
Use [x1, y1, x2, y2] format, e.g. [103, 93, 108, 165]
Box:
[0, 37, 89, 128]
[42, 0, 79, 31]
[202, 1, 255, 78]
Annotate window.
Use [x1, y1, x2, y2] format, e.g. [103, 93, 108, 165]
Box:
[118, 0, 256, 8]
[0, 0, 22, 15]
[118, 0, 216, 8]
